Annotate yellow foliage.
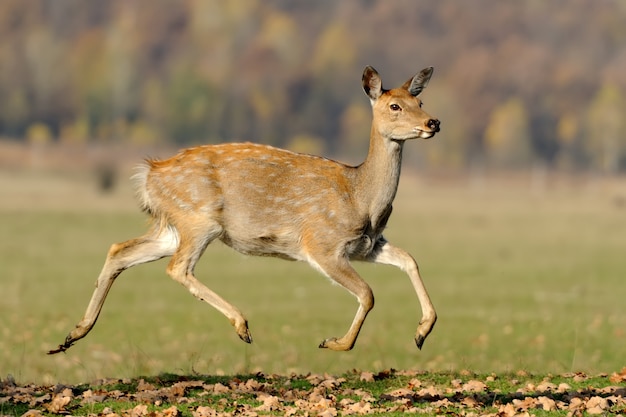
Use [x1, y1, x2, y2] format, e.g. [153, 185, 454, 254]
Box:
[259, 11, 300, 65]
[60, 117, 90, 145]
[129, 120, 163, 146]
[312, 23, 356, 73]
[288, 134, 325, 155]
[484, 98, 532, 167]
[340, 102, 370, 150]
[556, 114, 578, 145]
[585, 82, 626, 173]
[26, 122, 53, 145]
[250, 89, 274, 122]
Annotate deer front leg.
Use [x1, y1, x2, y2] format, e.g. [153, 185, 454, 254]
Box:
[310, 255, 374, 351]
[367, 239, 437, 349]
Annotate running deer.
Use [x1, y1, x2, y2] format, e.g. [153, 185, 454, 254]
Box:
[49, 66, 440, 354]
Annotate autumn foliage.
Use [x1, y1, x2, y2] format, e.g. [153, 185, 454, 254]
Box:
[1, 1, 625, 172]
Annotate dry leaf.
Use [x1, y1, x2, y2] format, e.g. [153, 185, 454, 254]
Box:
[359, 372, 374, 383]
[498, 403, 517, 417]
[212, 383, 229, 394]
[21, 410, 43, 417]
[168, 383, 188, 397]
[408, 378, 422, 389]
[352, 388, 376, 403]
[254, 393, 281, 411]
[511, 397, 535, 412]
[82, 388, 108, 404]
[320, 377, 344, 389]
[137, 380, 156, 392]
[537, 395, 557, 411]
[339, 397, 355, 406]
[462, 380, 487, 392]
[586, 406, 604, 415]
[344, 400, 372, 415]
[45, 393, 72, 413]
[585, 396, 608, 412]
[416, 385, 443, 399]
[536, 381, 557, 392]
[317, 408, 338, 417]
[308, 388, 325, 403]
[242, 379, 262, 392]
[162, 405, 179, 417]
[568, 397, 584, 412]
[192, 405, 217, 417]
[108, 390, 126, 399]
[127, 404, 148, 417]
[305, 373, 325, 385]
[380, 388, 415, 404]
[283, 406, 298, 416]
[29, 393, 50, 406]
[313, 397, 335, 411]
[557, 382, 571, 392]
[609, 367, 626, 383]
[461, 396, 479, 407]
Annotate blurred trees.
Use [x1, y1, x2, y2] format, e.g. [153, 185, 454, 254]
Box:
[586, 83, 626, 173]
[485, 98, 531, 169]
[0, 0, 625, 172]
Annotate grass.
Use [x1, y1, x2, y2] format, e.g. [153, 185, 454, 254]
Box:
[2, 370, 625, 416]
[1, 170, 625, 385]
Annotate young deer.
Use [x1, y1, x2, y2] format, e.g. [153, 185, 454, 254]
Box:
[49, 66, 440, 354]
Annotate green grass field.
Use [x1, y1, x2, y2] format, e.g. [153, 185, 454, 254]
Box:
[1, 171, 625, 385]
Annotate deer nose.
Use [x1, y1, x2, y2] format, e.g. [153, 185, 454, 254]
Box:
[427, 119, 440, 132]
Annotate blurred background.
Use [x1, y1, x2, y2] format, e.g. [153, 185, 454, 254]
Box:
[1, 1, 626, 384]
[1, 0, 625, 177]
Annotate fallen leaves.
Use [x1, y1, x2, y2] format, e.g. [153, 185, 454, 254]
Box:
[1, 370, 625, 416]
[610, 366, 626, 383]
[44, 388, 73, 413]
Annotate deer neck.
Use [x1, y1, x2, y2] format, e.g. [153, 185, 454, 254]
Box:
[354, 126, 404, 224]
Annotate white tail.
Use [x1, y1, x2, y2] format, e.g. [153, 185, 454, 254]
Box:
[49, 66, 440, 354]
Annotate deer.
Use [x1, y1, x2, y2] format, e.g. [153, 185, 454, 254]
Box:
[49, 65, 440, 355]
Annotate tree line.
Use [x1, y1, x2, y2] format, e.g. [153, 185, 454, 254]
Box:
[1, 0, 625, 172]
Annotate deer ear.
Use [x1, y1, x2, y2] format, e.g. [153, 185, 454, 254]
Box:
[362, 66, 383, 101]
[402, 67, 433, 97]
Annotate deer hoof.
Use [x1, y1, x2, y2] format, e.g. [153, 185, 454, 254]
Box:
[47, 345, 65, 355]
[319, 338, 334, 349]
[237, 328, 253, 344]
[48, 342, 71, 355]
[415, 335, 425, 350]
[319, 337, 353, 351]
[236, 329, 252, 344]
[232, 319, 252, 343]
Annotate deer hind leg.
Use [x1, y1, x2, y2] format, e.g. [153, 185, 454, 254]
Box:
[311, 254, 374, 351]
[49, 224, 179, 354]
[165, 223, 252, 344]
[366, 239, 437, 350]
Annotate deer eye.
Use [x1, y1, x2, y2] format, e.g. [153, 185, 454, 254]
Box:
[390, 104, 401, 111]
